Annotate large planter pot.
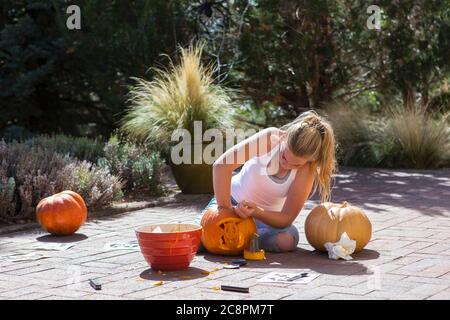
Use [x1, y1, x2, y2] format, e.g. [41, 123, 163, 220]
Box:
[170, 142, 222, 194]
[170, 162, 213, 194]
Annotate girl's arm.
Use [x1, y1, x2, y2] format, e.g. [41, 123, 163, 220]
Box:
[213, 127, 281, 209]
[239, 164, 315, 228]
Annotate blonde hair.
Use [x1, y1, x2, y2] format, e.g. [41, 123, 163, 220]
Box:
[282, 110, 336, 202]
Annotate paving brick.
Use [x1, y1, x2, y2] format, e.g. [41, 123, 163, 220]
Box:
[87, 277, 170, 296]
[375, 228, 435, 239]
[93, 269, 146, 284]
[81, 261, 123, 269]
[0, 285, 42, 298]
[320, 293, 381, 300]
[5, 265, 56, 276]
[1, 276, 67, 290]
[427, 289, 450, 300]
[242, 290, 291, 300]
[83, 293, 136, 300]
[163, 287, 247, 300]
[389, 255, 426, 265]
[354, 277, 422, 294]
[39, 295, 78, 300]
[390, 258, 450, 278]
[439, 272, 450, 280]
[365, 291, 424, 300]
[282, 289, 328, 300]
[405, 275, 450, 285]
[307, 284, 374, 295]
[214, 271, 260, 282]
[422, 262, 450, 277]
[416, 243, 450, 255]
[402, 241, 436, 251]
[98, 252, 143, 265]
[124, 286, 180, 299]
[0, 168, 449, 300]
[0, 260, 54, 274]
[9, 292, 53, 300]
[368, 239, 415, 251]
[397, 258, 442, 272]
[407, 283, 448, 298]
[35, 287, 92, 298]
[427, 231, 450, 240]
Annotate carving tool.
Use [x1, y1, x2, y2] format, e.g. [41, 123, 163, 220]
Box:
[243, 233, 265, 260]
[221, 285, 249, 293]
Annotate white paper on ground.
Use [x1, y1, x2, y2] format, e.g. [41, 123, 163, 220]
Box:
[103, 240, 139, 251]
[4, 239, 76, 251]
[28, 243, 76, 251]
[0, 250, 51, 262]
[257, 271, 320, 284]
[324, 232, 356, 260]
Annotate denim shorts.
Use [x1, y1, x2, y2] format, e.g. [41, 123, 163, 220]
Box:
[194, 197, 299, 253]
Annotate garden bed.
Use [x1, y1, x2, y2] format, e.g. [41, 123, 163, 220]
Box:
[0, 135, 167, 225]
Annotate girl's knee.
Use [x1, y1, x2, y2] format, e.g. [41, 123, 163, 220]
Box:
[276, 232, 298, 252]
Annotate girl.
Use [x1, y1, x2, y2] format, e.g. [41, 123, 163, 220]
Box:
[196, 110, 336, 253]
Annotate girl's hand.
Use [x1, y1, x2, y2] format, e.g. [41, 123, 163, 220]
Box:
[234, 201, 258, 219]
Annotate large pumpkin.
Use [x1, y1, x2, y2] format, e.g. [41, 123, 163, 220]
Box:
[200, 207, 256, 255]
[36, 190, 87, 236]
[304, 202, 372, 253]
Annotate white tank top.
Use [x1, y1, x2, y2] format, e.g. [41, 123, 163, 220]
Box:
[231, 146, 298, 211]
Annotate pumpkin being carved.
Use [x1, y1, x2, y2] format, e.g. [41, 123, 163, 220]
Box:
[200, 207, 256, 255]
[304, 202, 372, 253]
[36, 190, 87, 236]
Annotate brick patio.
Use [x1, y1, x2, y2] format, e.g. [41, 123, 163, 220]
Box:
[1, 168, 449, 300]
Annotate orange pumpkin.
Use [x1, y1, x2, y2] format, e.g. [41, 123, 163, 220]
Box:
[304, 202, 372, 253]
[200, 207, 256, 255]
[36, 190, 87, 235]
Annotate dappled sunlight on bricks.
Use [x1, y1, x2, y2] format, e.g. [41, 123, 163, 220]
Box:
[0, 168, 449, 299]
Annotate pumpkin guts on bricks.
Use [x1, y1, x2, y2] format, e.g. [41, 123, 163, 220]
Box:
[200, 207, 256, 255]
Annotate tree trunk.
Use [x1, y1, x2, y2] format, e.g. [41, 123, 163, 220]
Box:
[402, 88, 416, 108]
[298, 83, 310, 111]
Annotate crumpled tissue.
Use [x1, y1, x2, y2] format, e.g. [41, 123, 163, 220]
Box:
[324, 232, 356, 260]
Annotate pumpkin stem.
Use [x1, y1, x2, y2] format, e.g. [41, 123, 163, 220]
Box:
[341, 201, 349, 208]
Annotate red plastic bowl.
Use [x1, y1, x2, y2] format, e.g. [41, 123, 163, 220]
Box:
[135, 223, 202, 271]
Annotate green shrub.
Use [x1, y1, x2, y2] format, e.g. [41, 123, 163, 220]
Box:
[98, 135, 166, 196]
[325, 103, 450, 169]
[0, 167, 17, 221]
[121, 43, 235, 150]
[0, 141, 70, 221]
[27, 134, 105, 163]
[429, 91, 450, 113]
[376, 107, 450, 169]
[61, 161, 123, 210]
[0, 140, 122, 223]
[324, 105, 379, 167]
[1, 125, 32, 142]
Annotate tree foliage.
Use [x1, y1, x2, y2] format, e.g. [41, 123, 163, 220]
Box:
[1, 0, 449, 135]
[0, 0, 195, 136]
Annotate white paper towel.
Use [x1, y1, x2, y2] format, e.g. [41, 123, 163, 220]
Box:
[324, 232, 356, 260]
